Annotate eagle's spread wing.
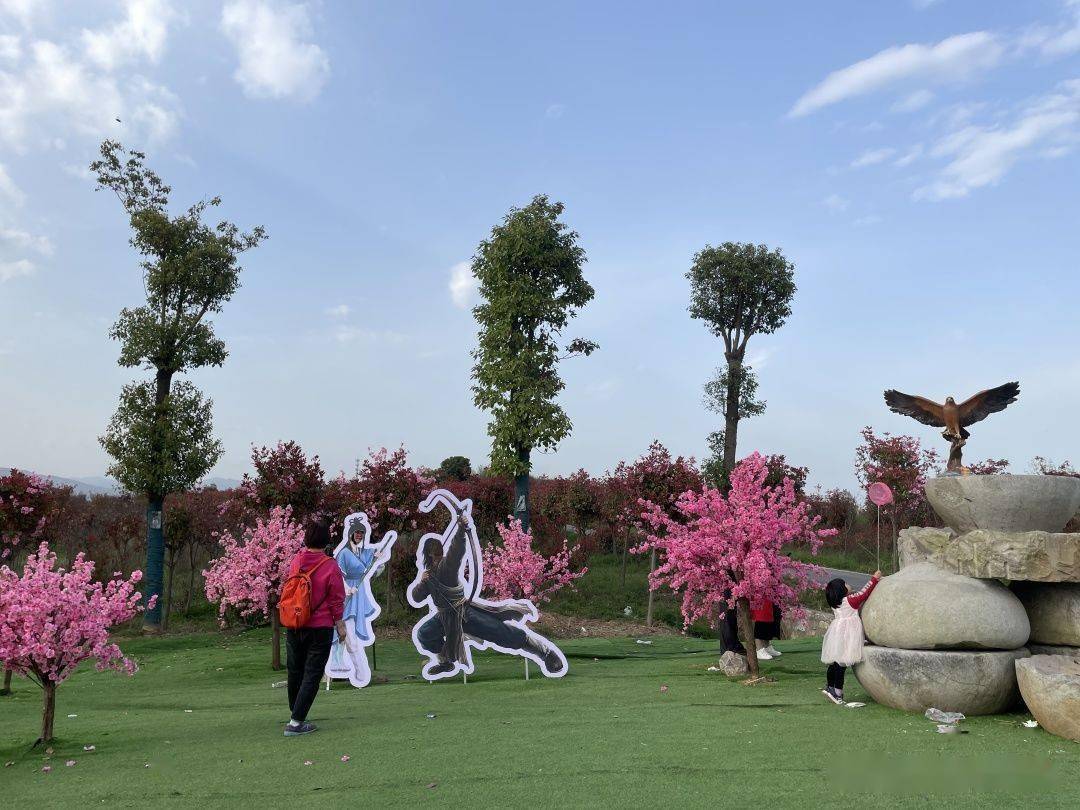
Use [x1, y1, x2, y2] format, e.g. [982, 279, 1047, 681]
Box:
[883, 390, 946, 427]
[958, 381, 1019, 427]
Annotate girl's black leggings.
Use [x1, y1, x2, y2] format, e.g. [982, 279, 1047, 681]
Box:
[826, 662, 846, 691]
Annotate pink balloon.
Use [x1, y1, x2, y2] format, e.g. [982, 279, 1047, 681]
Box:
[868, 482, 894, 507]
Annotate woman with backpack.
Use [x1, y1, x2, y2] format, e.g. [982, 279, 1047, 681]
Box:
[279, 519, 346, 737]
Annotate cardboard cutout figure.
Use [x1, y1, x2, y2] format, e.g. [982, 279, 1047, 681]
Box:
[407, 489, 568, 681]
[324, 512, 397, 688]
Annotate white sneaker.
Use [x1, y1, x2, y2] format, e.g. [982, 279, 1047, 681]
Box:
[822, 688, 845, 706]
[756, 649, 774, 661]
[765, 645, 782, 657]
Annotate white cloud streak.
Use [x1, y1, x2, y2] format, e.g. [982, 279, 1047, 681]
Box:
[448, 260, 478, 309]
[915, 80, 1080, 200]
[789, 32, 1003, 117]
[851, 147, 897, 168]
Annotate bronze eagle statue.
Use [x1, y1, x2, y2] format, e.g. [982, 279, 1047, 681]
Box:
[883, 382, 1019, 473]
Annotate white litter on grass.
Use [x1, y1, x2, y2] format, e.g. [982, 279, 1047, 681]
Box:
[635, 639, 653, 645]
[184, 709, 193, 713]
[706, 666, 720, 672]
[845, 702, 866, 708]
[937, 724, 963, 734]
[925, 708, 965, 725]
[67, 714, 78, 718]
[1023, 719, 1039, 728]
[271, 681, 287, 688]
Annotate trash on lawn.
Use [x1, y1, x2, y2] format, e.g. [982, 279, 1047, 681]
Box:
[706, 665, 720, 672]
[426, 713, 437, 720]
[845, 702, 866, 708]
[83, 745, 95, 752]
[67, 714, 77, 718]
[925, 707, 965, 725]
[659, 684, 669, 693]
[635, 639, 653, 645]
[271, 681, 287, 688]
[1023, 719, 1039, 728]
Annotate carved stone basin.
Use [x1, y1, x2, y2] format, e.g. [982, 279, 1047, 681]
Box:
[925, 474, 1080, 534]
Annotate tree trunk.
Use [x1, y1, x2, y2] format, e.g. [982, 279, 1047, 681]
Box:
[143, 495, 166, 632]
[645, 548, 657, 626]
[1, 667, 12, 696]
[41, 679, 56, 742]
[736, 597, 759, 677]
[143, 367, 174, 633]
[514, 447, 531, 532]
[184, 554, 197, 614]
[162, 545, 176, 631]
[620, 530, 630, 589]
[721, 354, 744, 494]
[271, 611, 282, 671]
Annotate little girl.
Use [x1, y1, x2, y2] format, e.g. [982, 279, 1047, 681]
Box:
[820, 571, 881, 705]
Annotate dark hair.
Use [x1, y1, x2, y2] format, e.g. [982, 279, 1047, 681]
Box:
[825, 578, 847, 609]
[304, 519, 332, 550]
[420, 537, 442, 568]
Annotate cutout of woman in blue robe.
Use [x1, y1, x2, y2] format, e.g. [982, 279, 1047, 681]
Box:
[324, 512, 397, 688]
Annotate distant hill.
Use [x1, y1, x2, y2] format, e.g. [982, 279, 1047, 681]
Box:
[1, 469, 242, 496]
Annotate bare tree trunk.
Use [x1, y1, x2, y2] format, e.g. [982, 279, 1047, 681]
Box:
[162, 546, 176, 631]
[271, 611, 282, 671]
[736, 597, 759, 677]
[620, 530, 629, 589]
[1, 667, 12, 696]
[645, 548, 657, 626]
[721, 353, 744, 494]
[41, 679, 56, 742]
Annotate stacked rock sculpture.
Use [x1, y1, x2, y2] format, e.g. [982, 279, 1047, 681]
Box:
[855, 474, 1080, 728]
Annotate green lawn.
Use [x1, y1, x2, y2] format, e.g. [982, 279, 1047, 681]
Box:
[2, 630, 1076, 808]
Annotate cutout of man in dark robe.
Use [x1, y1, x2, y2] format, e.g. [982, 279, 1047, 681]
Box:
[407, 490, 567, 680]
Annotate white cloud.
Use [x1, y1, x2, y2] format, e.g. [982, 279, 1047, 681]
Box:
[82, 0, 176, 71]
[0, 224, 52, 255]
[0, 162, 25, 205]
[333, 325, 409, 344]
[0, 257, 35, 281]
[821, 193, 849, 212]
[326, 304, 350, 318]
[220, 0, 330, 101]
[0, 0, 46, 28]
[545, 103, 565, 119]
[448, 260, 478, 309]
[891, 89, 935, 113]
[853, 214, 883, 226]
[894, 143, 924, 166]
[851, 147, 896, 168]
[1020, 1, 1080, 57]
[0, 35, 20, 62]
[0, 26, 181, 150]
[789, 32, 1003, 117]
[915, 80, 1080, 200]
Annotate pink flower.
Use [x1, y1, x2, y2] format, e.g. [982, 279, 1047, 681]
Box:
[0, 543, 146, 693]
[340, 755, 350, 763]
[482, 519, 587, 604]
[635, 453, 834, 630]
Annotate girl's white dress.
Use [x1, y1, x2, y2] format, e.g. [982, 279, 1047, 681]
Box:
[820, 597, 869, 666]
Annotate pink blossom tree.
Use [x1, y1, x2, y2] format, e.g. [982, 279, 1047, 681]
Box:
[203, 506, 304, 670]
[636, 452, 835, 677]
[0, 543, 148, 742]
[482, 518, 587, 604]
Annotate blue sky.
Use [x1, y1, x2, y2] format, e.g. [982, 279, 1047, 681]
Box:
[2, 0, 1079, 493]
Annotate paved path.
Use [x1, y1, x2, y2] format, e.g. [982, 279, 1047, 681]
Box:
[814, 567, 872, 590]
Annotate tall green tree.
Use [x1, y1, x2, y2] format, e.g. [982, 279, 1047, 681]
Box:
[687, 242, 795, 490]
[470, 195, 596, 531]
[92, 140, 266, 631]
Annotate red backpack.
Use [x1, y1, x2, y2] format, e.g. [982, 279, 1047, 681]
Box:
[278, 556, 333, 629]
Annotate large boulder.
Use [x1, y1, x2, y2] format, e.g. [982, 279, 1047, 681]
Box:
[1013, 583, 1080, 646]
[1015, 655, 1080, 742]
[862, 563, 1030, 650]
[1030, 643, 1080, 657]
[899, 527, 1080, 582]
[855, 646, 1028, 715]
[925, 474, 1080, 534]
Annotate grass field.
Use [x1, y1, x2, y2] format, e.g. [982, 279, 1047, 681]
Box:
[3, 629, 1076, 808]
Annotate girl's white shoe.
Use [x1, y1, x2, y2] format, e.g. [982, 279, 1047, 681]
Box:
[765, 645, 781, 657]
[756, 649, 774, 661]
